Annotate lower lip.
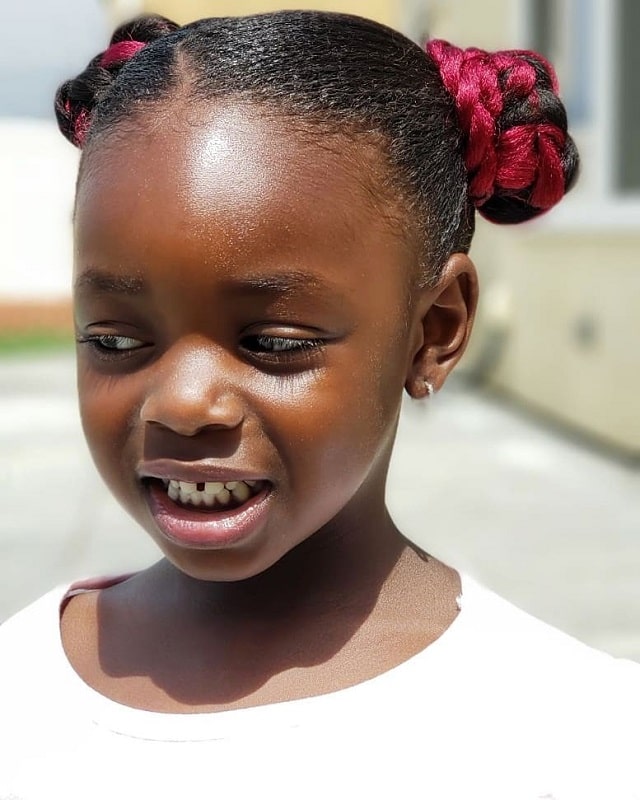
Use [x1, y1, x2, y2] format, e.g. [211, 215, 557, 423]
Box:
[146, 482, 272, 549]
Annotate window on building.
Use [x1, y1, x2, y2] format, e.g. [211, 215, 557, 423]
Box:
[525, 0, 640, 201]
[616, 0, 640, 192]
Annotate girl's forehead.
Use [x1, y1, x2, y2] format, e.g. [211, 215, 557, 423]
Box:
[78, 103, 395, 228]
[74, 103, 416, 300]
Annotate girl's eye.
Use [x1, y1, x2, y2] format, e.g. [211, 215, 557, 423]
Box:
[77, 334, 147, 357]
[241, 334, 325, 356]
[95, 335, 143, 351]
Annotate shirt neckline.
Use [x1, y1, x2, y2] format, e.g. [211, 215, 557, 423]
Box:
[49, 572, 477, 741]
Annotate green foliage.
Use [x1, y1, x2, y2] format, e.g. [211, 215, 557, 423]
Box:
[0, 330, 74, 357]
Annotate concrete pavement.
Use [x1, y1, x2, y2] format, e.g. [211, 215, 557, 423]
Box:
[1, 352, 639, 661]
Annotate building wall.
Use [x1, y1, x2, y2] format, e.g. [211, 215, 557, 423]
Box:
[133, 0, 398, 26]
[0, 119, 77, 301]
[428, 0, 640, 455]
[422, 0, 513, 48]
[0, 119, 77, 333]
[468, 221, 640, 455]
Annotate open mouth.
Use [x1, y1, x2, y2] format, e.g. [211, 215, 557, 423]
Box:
[156, 478, 266, 512]
[140, 463, 274, 548]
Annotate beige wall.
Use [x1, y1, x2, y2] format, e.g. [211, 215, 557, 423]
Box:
[425, 0, 640, 455]
[425, 0, 513, 49]
[137, 0, 399, 26]
[467, 223, 640, 455]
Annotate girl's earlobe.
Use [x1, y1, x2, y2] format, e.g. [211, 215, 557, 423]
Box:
[405, 375, 435, 400]
[405, 253, 479, 398]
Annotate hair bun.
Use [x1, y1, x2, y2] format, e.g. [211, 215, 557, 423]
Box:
[426, 39, 579, 224]
[55, 14, 180, 148]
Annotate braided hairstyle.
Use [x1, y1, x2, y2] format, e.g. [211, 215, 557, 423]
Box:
[55, 11, 578, 284]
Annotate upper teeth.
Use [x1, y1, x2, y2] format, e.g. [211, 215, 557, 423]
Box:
[166, 479, 255, 507]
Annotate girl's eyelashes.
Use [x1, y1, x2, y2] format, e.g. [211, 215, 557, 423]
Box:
[240, 334, 326, 368]
[241, 334, 325, 355]
[76, 333, 148, 360]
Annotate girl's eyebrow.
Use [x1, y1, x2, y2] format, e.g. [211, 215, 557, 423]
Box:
[74, 268, 147, 295]
[229, 271, 339, 297]
[74, 268, 341, 299]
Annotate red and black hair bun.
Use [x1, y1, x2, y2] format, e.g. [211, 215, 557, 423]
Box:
[54, 14, 179, 148]
[427, 40, 579, 224]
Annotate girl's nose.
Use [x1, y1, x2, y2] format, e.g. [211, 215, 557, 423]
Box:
[140, 344, 245, 436]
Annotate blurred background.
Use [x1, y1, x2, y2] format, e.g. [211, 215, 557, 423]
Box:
[1, 1, 638, 659]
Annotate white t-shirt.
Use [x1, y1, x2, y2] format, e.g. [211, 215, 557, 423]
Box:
[1, 574, 638, 800]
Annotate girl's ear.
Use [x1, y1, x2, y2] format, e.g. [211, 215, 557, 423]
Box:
[405, 253, 479, 398]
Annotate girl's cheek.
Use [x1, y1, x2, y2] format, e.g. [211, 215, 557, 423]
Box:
[78, 370, 142, 456]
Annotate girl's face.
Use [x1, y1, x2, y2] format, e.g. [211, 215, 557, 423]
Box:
[73, 105, 443, 581]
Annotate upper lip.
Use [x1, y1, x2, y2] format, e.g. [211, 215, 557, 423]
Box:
[137, 459, 270, 484]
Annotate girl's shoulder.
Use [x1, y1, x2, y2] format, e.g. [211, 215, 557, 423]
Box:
[431, 575, 640, 753]
[450, 574, 640, 683]
[0, 575, 135, 676]
[0, 583, 76, 745]
[383, 572, 640, 742]
[0, 583, 67, 652]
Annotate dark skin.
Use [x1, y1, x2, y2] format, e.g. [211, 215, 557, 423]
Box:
[62, 103, 478, 713]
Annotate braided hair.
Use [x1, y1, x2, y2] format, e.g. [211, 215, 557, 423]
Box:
[55, 11, 579, 284]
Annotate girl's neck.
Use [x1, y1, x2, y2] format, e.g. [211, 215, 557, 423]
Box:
[157, 506, 410, 620]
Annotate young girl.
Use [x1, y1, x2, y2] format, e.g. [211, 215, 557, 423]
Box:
[1, 11, 638, 799]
